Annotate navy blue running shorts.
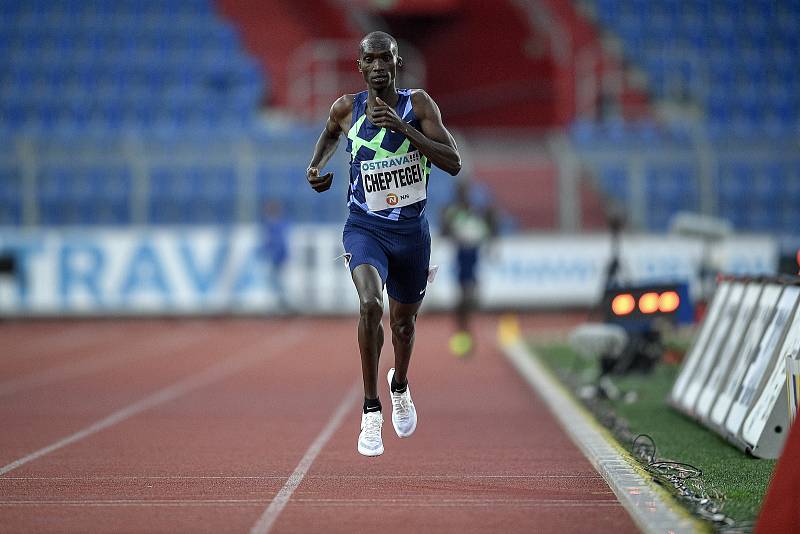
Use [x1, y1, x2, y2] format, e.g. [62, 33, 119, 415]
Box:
[456, 246, 479, 286]
[343, 212, 431, 304]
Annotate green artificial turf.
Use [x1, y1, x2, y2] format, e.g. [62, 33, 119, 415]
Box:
[532, 343, 777, 527]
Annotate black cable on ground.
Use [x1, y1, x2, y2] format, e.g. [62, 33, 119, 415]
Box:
[556, 369, 753, 533]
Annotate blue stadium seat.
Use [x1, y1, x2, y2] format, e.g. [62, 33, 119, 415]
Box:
[0, 162, 23, 225]
[0, 0, 267, 141]
[588, 0, 800, 151]
[596, 165, 629, 201]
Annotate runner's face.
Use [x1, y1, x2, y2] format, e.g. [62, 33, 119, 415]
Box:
[359, 42, 398, 90]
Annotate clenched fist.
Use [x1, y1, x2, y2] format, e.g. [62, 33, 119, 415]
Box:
[307, 166, 333, 193]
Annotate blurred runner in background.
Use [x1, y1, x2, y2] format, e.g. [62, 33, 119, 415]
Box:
[441, 180, 497, 358]
[261, 200, 290, 313]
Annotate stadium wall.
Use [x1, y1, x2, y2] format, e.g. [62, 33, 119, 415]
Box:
[0, 226, 777, 316]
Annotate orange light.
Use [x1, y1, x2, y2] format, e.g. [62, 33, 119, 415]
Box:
[639, 292, 659, 314]
[611, 294, 636, 316]
[658, 291, 680, 313]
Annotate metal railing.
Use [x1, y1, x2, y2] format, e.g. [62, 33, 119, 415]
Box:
[1, 131, 352, 227]
[288, 38, 426, 122]
[557, 135, 800, 233]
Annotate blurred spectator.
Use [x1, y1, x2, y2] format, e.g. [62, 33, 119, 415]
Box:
[261, 200, 290, 313]
[441, 180, 497, 358]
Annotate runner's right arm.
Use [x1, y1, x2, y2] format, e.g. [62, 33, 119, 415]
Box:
[307, 96, 352, 193]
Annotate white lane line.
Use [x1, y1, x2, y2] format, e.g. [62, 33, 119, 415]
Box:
[502, 339, 703, 534]
[249, 381, 361, 534]
[0, 500, 268, 506]
[287, 498, 620, 504]
[0, 324, 208, 397]
[306, 473, 603, 479]
[0, 474, 603, 481]
[4, 323, 120, 359]
[0, 498, 623, 508]
[0, 325, 305, 477]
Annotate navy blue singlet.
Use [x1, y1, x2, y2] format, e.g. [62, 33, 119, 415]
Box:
[345, 89, 432, 222]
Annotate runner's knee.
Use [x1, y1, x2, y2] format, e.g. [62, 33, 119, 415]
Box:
[359, 295, 383, 325]
[391, 316, 415, 344]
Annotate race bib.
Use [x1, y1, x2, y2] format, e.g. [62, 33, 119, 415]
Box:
[360, 151, 426, 211]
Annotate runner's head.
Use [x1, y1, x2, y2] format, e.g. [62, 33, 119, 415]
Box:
[357, 31, 402, 91]
[456, 180, 471, 206]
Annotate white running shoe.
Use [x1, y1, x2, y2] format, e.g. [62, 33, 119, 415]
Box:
[387, 368, 417, 438]
[357, 411, 384, 456]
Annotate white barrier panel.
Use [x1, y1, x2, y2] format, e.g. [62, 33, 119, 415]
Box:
[683, 282, 746, 414]
[725, 286, 800, 439]
[710, 284, 783, 430]
[787, 357, 800, 424]
[696, 283, 763, 422]
[670, 282, 732, 409]
[671, 278, 800, 458]
[742, 288, 800, 457]
[0, 227, 778, 316]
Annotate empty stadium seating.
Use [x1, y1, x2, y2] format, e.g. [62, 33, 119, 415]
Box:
[573, 0, 800, 235]
[0, 0, 263, 132]
[0, 1, 463, 228]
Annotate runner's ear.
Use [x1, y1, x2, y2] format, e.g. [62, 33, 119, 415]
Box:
[357, 59, 362, 72]
[397, 56, 404, 68]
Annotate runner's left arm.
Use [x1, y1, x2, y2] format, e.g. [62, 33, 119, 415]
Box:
[370, 92, 461, 175]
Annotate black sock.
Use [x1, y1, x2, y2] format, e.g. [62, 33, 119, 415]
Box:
[363, 397, 382, 413]
[391, 376, 407, 393]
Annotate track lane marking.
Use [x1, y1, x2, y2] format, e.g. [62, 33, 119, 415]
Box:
[249, 381, 361, 534]
[2, 322, 130, 361]
[0, 474, 603, 480]
[0, 324, 305, 477]
[0, 498, 623, 508]
[502, 339, 703, 534]
[0, 324, 209, 397]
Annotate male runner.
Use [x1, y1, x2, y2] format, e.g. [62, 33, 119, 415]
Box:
[441, 180, 497, 358]
[306, 31, 461, 456]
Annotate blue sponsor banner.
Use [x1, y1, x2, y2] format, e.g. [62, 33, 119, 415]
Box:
[0, 227, 778, 315]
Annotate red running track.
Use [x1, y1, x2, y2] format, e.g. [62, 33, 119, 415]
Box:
[0, 314, 638, 533]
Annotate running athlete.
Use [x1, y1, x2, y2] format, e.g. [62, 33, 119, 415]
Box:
[306, 31, 461, 456]
[441, 180, 497, 358]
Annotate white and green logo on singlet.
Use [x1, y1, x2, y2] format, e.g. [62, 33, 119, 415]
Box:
[347, 114, 430, 182]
